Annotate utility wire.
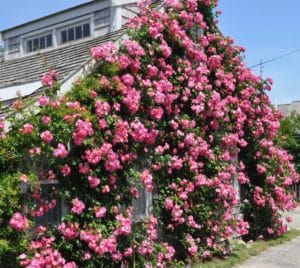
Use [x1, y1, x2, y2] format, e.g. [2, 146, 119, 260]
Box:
[249, 48, 300, 68]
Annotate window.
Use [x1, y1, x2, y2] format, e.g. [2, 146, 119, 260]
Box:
[34, 181, 65, 226]
[132, 186, 153, 220]
[26, 33, 52, 53]
[60, 23, 90, 44]
[231, 155, 241, 218]
[8, 37, 20, 53]
[94, 8, 110, 35]
[68, 28, 75, 41]
[21, 180, 66, 227]
[131, 160, 155, 221]
[83, 23, 90, 37]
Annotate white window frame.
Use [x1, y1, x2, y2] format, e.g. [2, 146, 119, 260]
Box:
[132, 186, 153, 221]
[94, 7, 111, 30]
[57, 19, 91, 45]
[24, 32, 53, 54]
[7, 36, 20, 54]
[131, 160, 155, 221]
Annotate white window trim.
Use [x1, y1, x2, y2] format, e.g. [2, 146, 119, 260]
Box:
[23, 31, 53, 54]
[56, 16, 93, 45]
[20, 26, 54, 56]
[131, 160, 155, 221]
[132, 186, 153, 221]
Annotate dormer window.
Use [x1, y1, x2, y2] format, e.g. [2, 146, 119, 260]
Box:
[8, 36, 20, 54]
[60, 22, 91, 44]
[26, 33, 53, 53]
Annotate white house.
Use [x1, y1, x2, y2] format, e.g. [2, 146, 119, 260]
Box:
[0, 0, 141, 108]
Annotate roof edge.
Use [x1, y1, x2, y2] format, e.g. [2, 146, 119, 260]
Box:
[0, 0, 94, 34]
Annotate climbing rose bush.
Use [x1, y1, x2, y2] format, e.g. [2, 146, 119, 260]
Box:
[1, 0, 298, 267]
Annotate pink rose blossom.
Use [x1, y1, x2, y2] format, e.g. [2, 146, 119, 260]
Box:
[95, 206, 107, 218]
[53, 143, 68, 158]
[208, 55, 222, 69]
[71, 198, 85, 215]
[88, 176, 101, 188]
[22, 123, 34, 134]
[38, 95, 50, 106]
[140, 169, 153, 192]
[40, 130, 53, 143]
[61, 164, 71, 176]
[42, 69, 58, 87]
[41, 116, 51, 125]
[10, 212, 29, 231]
[58, 222, 79, 240]
[150, 107, 164, 120]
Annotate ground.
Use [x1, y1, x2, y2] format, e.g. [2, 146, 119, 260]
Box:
[236, 205, 300, 268]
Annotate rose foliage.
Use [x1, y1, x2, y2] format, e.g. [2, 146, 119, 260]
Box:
[0, 0, 298, 267]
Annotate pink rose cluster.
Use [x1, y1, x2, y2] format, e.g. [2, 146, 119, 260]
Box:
[71, 198, 85, 215]
[10, 212, 29, 232]
[72, 119, 94, 145]
[0, 117, 5, 139]
[91, 42, 118, 63]
[14, 0, 299, 266]
[19, 234, 76, 267]
[42, 69, 58, 87]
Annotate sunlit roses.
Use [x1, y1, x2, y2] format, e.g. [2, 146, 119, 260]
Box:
[71, 198, 85, 215]
[42, 69, 58, 87]
[10, 212, 29, 232]
[6, 0, 298, 267]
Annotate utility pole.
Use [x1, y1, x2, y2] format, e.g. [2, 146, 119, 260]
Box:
[259, 59, 263, 78]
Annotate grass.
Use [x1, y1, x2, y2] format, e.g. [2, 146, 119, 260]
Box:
[192, 229, 300, 268]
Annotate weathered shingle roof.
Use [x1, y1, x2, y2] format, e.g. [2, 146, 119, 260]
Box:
[0, 29, 125, 89]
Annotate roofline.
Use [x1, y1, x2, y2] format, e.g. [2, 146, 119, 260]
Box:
[0, 0, 94, 34]
[277, 100, 300, 106]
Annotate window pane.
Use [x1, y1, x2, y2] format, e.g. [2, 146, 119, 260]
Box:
[35, 198, 62, 226]
[68, 28, 74, 41]
[75, 26, 82, 39]
[33, 38, 39, 51]
[40, 36, 45, 49]
[83, 23, 90, 38]
[27, 40, 32, 53]
[46, 34, 52, 47]
[61, 31, 67, 43]
[34, 184, 64, 226]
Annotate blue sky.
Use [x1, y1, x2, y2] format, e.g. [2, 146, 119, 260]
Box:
[218, 1, 300, 104]
[0, 0, 299, 104]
